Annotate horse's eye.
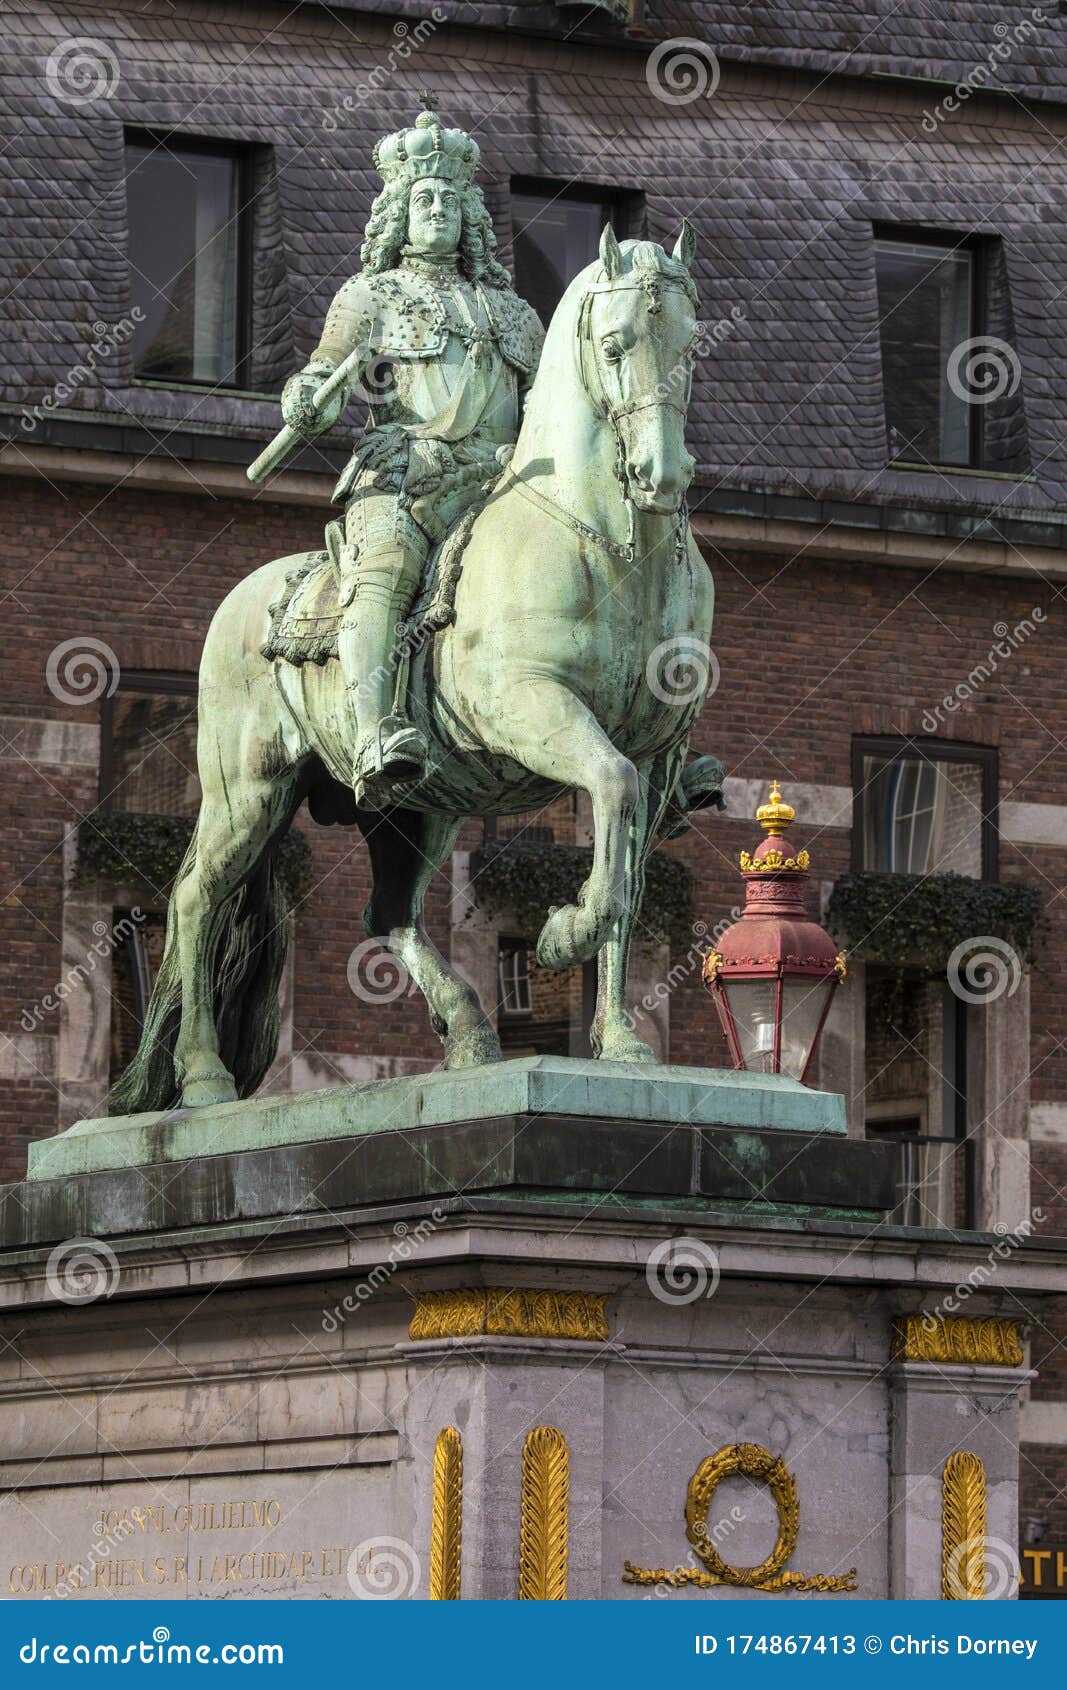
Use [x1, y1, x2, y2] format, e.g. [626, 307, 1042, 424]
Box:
[602, 338, 623, 362]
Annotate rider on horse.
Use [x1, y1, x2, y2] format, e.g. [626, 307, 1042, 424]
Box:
[279, 111, 544, 807]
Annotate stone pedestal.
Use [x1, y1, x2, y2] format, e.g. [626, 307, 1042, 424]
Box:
[0, 1060, 1063, 1601]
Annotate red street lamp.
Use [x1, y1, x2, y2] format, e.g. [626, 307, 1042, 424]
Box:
[702, 781, 846, 1084]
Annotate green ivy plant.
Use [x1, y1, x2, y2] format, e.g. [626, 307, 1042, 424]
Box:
[74, 812, 314, 917]
[471, 842, 694, 948]
[826, 871, 1042, 968]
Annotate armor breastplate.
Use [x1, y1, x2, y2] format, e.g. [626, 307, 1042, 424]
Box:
[372, 347, 520, 445]
[367, 269, 542, 376]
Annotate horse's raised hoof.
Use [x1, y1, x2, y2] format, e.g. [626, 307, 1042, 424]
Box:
[443, 1027, 503, 1069]
[181, 1070, 238, 1108]
[536, 899, 608, 971]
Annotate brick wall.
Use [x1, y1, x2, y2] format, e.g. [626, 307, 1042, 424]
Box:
[4, 476, 1065, 1136]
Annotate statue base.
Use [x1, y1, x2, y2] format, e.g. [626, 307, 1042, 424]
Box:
[28, 1056, 846, 1182]
[0, 1067, 1062, 1601]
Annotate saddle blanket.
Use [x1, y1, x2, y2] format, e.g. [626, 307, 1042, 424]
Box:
[262, 554, 341, 667]
[261, 502, 478, 669]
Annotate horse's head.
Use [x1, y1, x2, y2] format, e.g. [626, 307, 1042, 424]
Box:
[577, 224, 699, 514]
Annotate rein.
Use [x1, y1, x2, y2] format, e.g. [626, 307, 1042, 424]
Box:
[501, 464, 635, 563]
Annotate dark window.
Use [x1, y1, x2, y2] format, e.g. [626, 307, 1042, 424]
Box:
[852, 737, 998, 881]
[99, 672, 200, 816]
[874, 232, 1027, 473]
[511, 182, 639, 327]
[126, 133, 250, 387]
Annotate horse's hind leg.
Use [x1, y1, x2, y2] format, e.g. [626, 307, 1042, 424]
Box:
[361, 808, 501, 1069]
[173, 735, 307, 1107]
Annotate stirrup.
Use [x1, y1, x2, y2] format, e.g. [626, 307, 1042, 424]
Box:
[353, 716, 428, 808]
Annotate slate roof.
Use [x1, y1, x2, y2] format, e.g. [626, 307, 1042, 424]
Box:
[328, 0, 1067, 104]
[3, 0, 1067, 529]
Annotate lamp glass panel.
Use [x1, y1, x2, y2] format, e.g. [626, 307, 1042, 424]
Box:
[726, 978, 779, 1074]
[778, 979, 833, 1080]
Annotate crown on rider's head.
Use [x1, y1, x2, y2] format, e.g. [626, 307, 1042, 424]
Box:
[373, 110, 480, 189]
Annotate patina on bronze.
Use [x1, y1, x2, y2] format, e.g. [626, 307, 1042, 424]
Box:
[111, 110, 719, 1115]
[251, 111, 544, 807]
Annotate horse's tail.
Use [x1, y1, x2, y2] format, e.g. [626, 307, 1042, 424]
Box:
[108, 822, 291, 1116]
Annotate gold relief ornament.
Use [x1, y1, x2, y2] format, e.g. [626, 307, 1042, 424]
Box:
[739, 847, 811, 874]
[409, 1287, 609, 1342]
[429, 1427, 463, 1601]
[892, 1315, 1024, 1368]
[941, 1451, 987, 1600]
[518, 1427, 570, 1600]
[623, 1442, 858, 1593]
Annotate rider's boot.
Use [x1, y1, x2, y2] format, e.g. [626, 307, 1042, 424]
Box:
[340, 550, 427, 809]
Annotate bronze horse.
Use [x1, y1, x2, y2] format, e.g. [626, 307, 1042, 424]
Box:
[113, 227, 718, 1113]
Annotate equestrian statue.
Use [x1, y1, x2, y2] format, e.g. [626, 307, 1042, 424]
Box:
[111, 110, 721, 1115]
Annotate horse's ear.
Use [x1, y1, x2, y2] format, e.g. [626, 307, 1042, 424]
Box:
[672, 218, 697, 269]
[599, 223, 622, 280]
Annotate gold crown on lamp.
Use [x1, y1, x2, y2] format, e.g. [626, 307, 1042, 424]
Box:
[373, 110, 480, 188]
[740, 781, 811, 873]
[756, 779, 796, 837]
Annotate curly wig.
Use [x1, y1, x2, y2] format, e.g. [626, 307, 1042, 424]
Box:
[360, 178, 512, 289]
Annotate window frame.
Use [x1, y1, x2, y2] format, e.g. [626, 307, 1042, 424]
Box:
[510, 175, 639, 240]
[98, 670, 199, 815]
[873, 224, 995, 473]
[497, 937, 533, 1019]
[124, 128, 255, 392]
[509, 177, 644, 323]
[850, 735, 999, 881]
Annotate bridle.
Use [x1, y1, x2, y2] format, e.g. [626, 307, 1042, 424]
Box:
[572, 274, 693, 565]
[506, 270, 695, 568]
[575, 277, 692, 433]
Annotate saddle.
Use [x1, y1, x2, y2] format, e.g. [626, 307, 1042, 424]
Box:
[261, 502, 479, 669]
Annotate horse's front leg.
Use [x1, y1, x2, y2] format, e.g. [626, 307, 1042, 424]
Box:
[593, 749, 684, 1063]
[480, 679, 637, 971]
